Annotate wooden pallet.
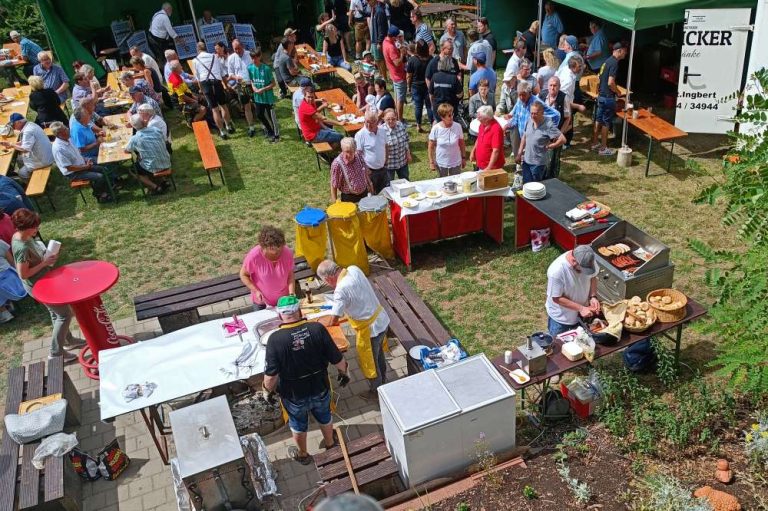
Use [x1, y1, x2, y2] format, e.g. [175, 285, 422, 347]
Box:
[314, 433, 399, 498]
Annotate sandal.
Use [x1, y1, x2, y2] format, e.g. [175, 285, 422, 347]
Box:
[288, 446, 313, 465]
[319, 431, 339, 450]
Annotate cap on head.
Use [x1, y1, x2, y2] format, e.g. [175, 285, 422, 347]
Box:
[473, 52, 486, 64]
[387, 25, 400, 37]
[9, 113, 25, 124]
[9, 31, 20, 39]
[299, 77, 312, 87]
[283, 28, 297, 36]
[362, 50, 372, 58]
[565, 35, 579, 49]
[572, 245, 599, 277]
[128, 85, 143, 94]
[613, 42, 625, 51]
[276, 295, 300, 315]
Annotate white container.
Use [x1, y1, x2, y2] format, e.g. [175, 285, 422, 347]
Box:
[45, 239, 61, 257]
[391, 179, 416, 198]
[562, 342, 584, 361]
[460, 171, 478, 194]
[379, 354, 516, 487]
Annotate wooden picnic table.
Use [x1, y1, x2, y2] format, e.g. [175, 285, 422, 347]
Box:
[295, 43, 337, 77]
[97, 113, 133, 165]
[316, 88, 364, 134]
[617, 108, 688, 177]
[0, 43, 28, 68]
[420, 2, 478, 25]
[0, 85, 31, 176]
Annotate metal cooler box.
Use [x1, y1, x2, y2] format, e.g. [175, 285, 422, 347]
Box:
[169, 396, 254, 511]
[590, 221, 674, 303]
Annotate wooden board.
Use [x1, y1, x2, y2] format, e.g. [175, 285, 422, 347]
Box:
[0, 85, 31, 176]
[316, 88, 363, 134]
[617, 108, 688, 143]
[192, 121, 222, 170]
[0, 367, 25, 511]
[25, 167, 51, 197]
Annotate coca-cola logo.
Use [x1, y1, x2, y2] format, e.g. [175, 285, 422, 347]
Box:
[93, 304, 119, 344]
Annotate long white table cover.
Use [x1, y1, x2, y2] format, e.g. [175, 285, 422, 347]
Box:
[382, 175, 510, 217]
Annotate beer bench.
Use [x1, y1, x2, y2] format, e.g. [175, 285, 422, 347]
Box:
[370, 270, 453, 375]
[133, 256, 315, 333]
[0, 357, 82, 511]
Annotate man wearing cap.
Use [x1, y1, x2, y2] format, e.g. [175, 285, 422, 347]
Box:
[263, 295, 349, 465]
[591, 43, 627, 156]
[468, 52, 495, 96]
[9, 30, 42, 79]
[127, 85, 162, 118]
[317, 260, 390, 398]
[0, 114, 53, 180]
[383, 26, 408, 121]
[545, 245, 601, 337]
[558, 35, 581, 72]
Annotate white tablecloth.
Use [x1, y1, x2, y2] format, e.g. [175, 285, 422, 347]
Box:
[383, 176, 510, 217]
[99, 309, 278, 420]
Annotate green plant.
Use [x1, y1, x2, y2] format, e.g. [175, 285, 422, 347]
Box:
[455, 503, 470, 511]
[522, 485, 538, 500]
[638, 475, 713, 511]
[473, 433, 502, 492]
[651, 337, 679, 387]
[555, 431, 592, 505]
[0, 0, 48, 49]
[744, 411, 768, 471]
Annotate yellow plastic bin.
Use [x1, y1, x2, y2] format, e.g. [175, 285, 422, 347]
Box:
[357, 194, 394, 260]
[326, 201, 369, 275]
[294, 207, 328, 273]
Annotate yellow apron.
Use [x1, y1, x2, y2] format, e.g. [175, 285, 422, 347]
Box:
[276, 320, 337, 424]
[338, 269, 389, 379]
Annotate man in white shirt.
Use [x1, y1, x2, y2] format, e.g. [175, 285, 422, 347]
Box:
[545, 245, 600, 337]
[197, 10, 218, 26]
[503, 40, 526, 84]
[354, 110, 389, 193]
[193, 41, 234, 139]
[148, 2, 180, 64]
[462, 29, 493, 75]
[555, 54, 586, 115]
[227, 39, 256, 137]
[0, 114, 53, 180]
[49, 121, 113, 202]
[318, 260, 391, 396]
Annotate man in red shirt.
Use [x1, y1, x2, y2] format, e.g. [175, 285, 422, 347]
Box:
[382, 25, 407, 121]
[470, 105, 506, 171]
[297, 86, 344, 145]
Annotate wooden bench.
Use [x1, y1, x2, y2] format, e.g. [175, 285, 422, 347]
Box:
[133, 256, 316, 333]
[370, 270, 453, 375]
[192, 121, 225, 187]
[69, 179, 91, 204]
[25, 166, 54, 212]
[312, 142, 333, 171]
[0, 357, 83, 511]
[313, 433, 399, 499]
[334, 67, 356, 85]
[579, 74, 628, 102]
[137, 168, 176, 197]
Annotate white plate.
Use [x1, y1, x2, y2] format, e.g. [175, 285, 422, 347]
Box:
[425, 191, 441, 199]
[407, 192, 426, 201]
[402, 199, 419, 209]
[409, 345, 430, 359]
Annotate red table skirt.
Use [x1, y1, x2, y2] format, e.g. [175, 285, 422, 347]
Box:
[515, 195, 606, 251]
[390, 196, 504, 268]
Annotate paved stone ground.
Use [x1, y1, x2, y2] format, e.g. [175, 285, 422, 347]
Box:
[18, 294, 407, 511]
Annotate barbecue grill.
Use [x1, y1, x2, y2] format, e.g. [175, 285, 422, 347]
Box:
[590, 221, 674, 303]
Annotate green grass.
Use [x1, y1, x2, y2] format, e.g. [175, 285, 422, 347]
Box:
[0, 80, 739, 390]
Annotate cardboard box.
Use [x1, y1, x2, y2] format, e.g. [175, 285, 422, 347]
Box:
[391, 179, 416, 197]
[478, 169, 509, 190]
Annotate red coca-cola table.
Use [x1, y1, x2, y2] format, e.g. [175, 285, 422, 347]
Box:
[32, 260, 133, 379]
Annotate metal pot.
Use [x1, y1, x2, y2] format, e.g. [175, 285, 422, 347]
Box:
[443, 180, 458, 194]
[529, 332, 554, 356]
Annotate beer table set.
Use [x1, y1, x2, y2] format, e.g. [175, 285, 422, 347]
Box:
[295, 43, 337, 77]
[316, 88, 364, 134]
[0, 85, 31, 176]
[97, 113, 134, 165]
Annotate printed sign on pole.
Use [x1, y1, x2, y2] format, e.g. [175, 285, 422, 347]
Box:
[233, 24, 257, 50]
[127, 31, 153, 58]
[217, 14, 238, 24]
[200, 22, 227, 53]
[111, 20, 132, 52]
[174, 24, 198, 59]
[675, 8, 752, 134]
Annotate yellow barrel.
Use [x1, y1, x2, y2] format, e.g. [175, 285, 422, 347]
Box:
[326, 201, 369, 275]
[357, 195, 394, 260]
[294, 207, 328, 273]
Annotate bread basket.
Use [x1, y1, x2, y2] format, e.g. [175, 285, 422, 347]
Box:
[646, 289, 688, 322]
[623, 307, 656, 333]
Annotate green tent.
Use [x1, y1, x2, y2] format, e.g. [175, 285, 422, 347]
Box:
[554, 0, 756, 31]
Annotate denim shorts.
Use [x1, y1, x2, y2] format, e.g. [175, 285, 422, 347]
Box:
[596, 96, 616, 126]
[282, 389, 332, 433]
[392, 80, 407, 102]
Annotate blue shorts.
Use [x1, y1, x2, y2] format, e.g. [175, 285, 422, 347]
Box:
[596, 96, 616, 126]
[282, 389, 332, 433]
[392, 80, 407, 102]
[313, 127, 343, 144]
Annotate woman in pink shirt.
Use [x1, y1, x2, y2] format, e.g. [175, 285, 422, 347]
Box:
[240, 226, 295, 309]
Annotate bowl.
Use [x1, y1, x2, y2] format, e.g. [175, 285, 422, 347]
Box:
[529, 332, 554, 355]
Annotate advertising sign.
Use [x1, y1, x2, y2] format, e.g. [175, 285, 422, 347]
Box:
[200, 22, 227, 53]
[675, 8, 752, 133]
[111, 20, 132, 52]
[217, 14, 238, 24]
[126, 30, 153, 57]
[173, 24, 197, 59]
[233, 24, 257, 50]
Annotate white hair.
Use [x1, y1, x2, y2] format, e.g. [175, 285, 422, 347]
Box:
[137, 103, 155, 113]
[477, 105, 494, 119]
[340, 137, 356, 151]
[49, 121, 67, 137]
[130, 113, 145, 130]
[517, 80, 533, 94]
[37, 51, 51, 61]
[317, 260, 342, 279]
[164, 49, 177, 59]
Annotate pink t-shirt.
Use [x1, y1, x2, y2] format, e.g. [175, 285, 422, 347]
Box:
[242, 245, 294, 306]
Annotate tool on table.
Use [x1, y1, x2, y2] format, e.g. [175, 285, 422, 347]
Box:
[569, 217, 595, 230]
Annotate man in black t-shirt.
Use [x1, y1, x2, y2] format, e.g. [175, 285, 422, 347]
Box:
[429, 56, 463, 118]
[425, 39, 460, 85]
[591, 42, 627, 156]
[263, 296, 349, 465]
[476, 17, 497, 68]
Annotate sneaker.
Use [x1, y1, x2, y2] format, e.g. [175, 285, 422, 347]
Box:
[268, 137, 277, 144]
[227, 125, 235, 134]
[248, 127, 256, 138]
[598, 147, 615, 156]
[590, 142, 602, 151]
[49, 351, 78, 363]
[0, 309, 14, 324]
[220, 132, 229, 140]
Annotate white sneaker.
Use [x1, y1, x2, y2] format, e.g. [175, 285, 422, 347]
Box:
[598, 147, 616, 156]
[590, 142, 602, 151]
[0, 309, 14, 324]
[49, 351, 78, 363]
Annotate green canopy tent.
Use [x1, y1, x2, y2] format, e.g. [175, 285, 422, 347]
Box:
[545, 0, 756, 146]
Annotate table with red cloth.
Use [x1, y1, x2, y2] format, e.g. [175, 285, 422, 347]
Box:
[515, 178, 620, 251]
[32, 260, 133, 379]
[384, 175, 509, 269]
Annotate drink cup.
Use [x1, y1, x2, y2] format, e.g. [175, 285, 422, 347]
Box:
[504, 350, 513, 365]
[632, 110, 639, 119]
[46, 239, 61, 257]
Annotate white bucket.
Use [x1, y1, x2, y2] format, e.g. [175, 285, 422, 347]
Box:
[616, 146, 633, 168]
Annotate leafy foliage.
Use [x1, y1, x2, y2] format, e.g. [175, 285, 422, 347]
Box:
[0, 0, 48, 49]
[636, 475, 714, 511]
[744, 411, 768, 472]
[555, 430, 592, 505]
[690, 67, 768, 396]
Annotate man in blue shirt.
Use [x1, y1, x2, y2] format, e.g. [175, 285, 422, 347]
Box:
[33, 52, 69, 104]
[7, 30, 43, 83]
[585, 21, 609, 72]
[468, 53, 496, 96]
[125, 114, 172, 194]
[541, 2, 564, 49]
[69, 108, 102, 159]
[505, 81, 560, 159]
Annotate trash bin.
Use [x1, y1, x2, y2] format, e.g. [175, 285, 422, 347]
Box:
[294, 207, 328, 273]
[326, 201, 369, 275]
[357, 194, 394, 260]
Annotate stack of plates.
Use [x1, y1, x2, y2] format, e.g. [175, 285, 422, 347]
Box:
[522, 182, 546, 200]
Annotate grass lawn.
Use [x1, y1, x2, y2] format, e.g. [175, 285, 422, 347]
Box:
[0, 80, 738, 395]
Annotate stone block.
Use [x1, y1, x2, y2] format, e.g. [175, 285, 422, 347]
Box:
[142, 488, 169, 509]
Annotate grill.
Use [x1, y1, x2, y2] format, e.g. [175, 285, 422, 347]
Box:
[590, 221, 674, 303]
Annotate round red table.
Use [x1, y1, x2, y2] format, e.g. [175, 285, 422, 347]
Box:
[32, 260, 133, 379]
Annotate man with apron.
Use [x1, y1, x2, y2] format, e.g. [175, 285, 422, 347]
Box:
[318, 260, 391, 398]
[263, 296, 350, 465]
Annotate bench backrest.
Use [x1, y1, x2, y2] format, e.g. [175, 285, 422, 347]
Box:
[192, 121, 222, 170]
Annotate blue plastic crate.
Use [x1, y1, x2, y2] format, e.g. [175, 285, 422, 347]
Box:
[419, 339, 468, 370]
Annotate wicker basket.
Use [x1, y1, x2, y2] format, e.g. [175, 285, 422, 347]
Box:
[646, 289, 688, 322]
[623, 307, 657, 333]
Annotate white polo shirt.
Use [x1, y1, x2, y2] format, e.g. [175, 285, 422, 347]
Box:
[149, 10, 177, 39]
[52, 137, 85, 177]
[18, 122, 54, 178]
[545, 252, 594, 325]
[354, 126, 387, 170]
[330, 266, 390, 337]
[227, 51, 252, 82]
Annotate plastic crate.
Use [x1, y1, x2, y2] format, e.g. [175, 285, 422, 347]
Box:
[419, 339, 467, 370]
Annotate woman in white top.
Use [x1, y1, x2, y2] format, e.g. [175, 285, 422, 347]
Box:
[535, 48, 560, 92]
[428, 103, 466, 177]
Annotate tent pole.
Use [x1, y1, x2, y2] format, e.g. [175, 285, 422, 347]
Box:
[189, 0, 200, 40]
[622, 29, 636, 148]
[536, 0, 543, 69]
